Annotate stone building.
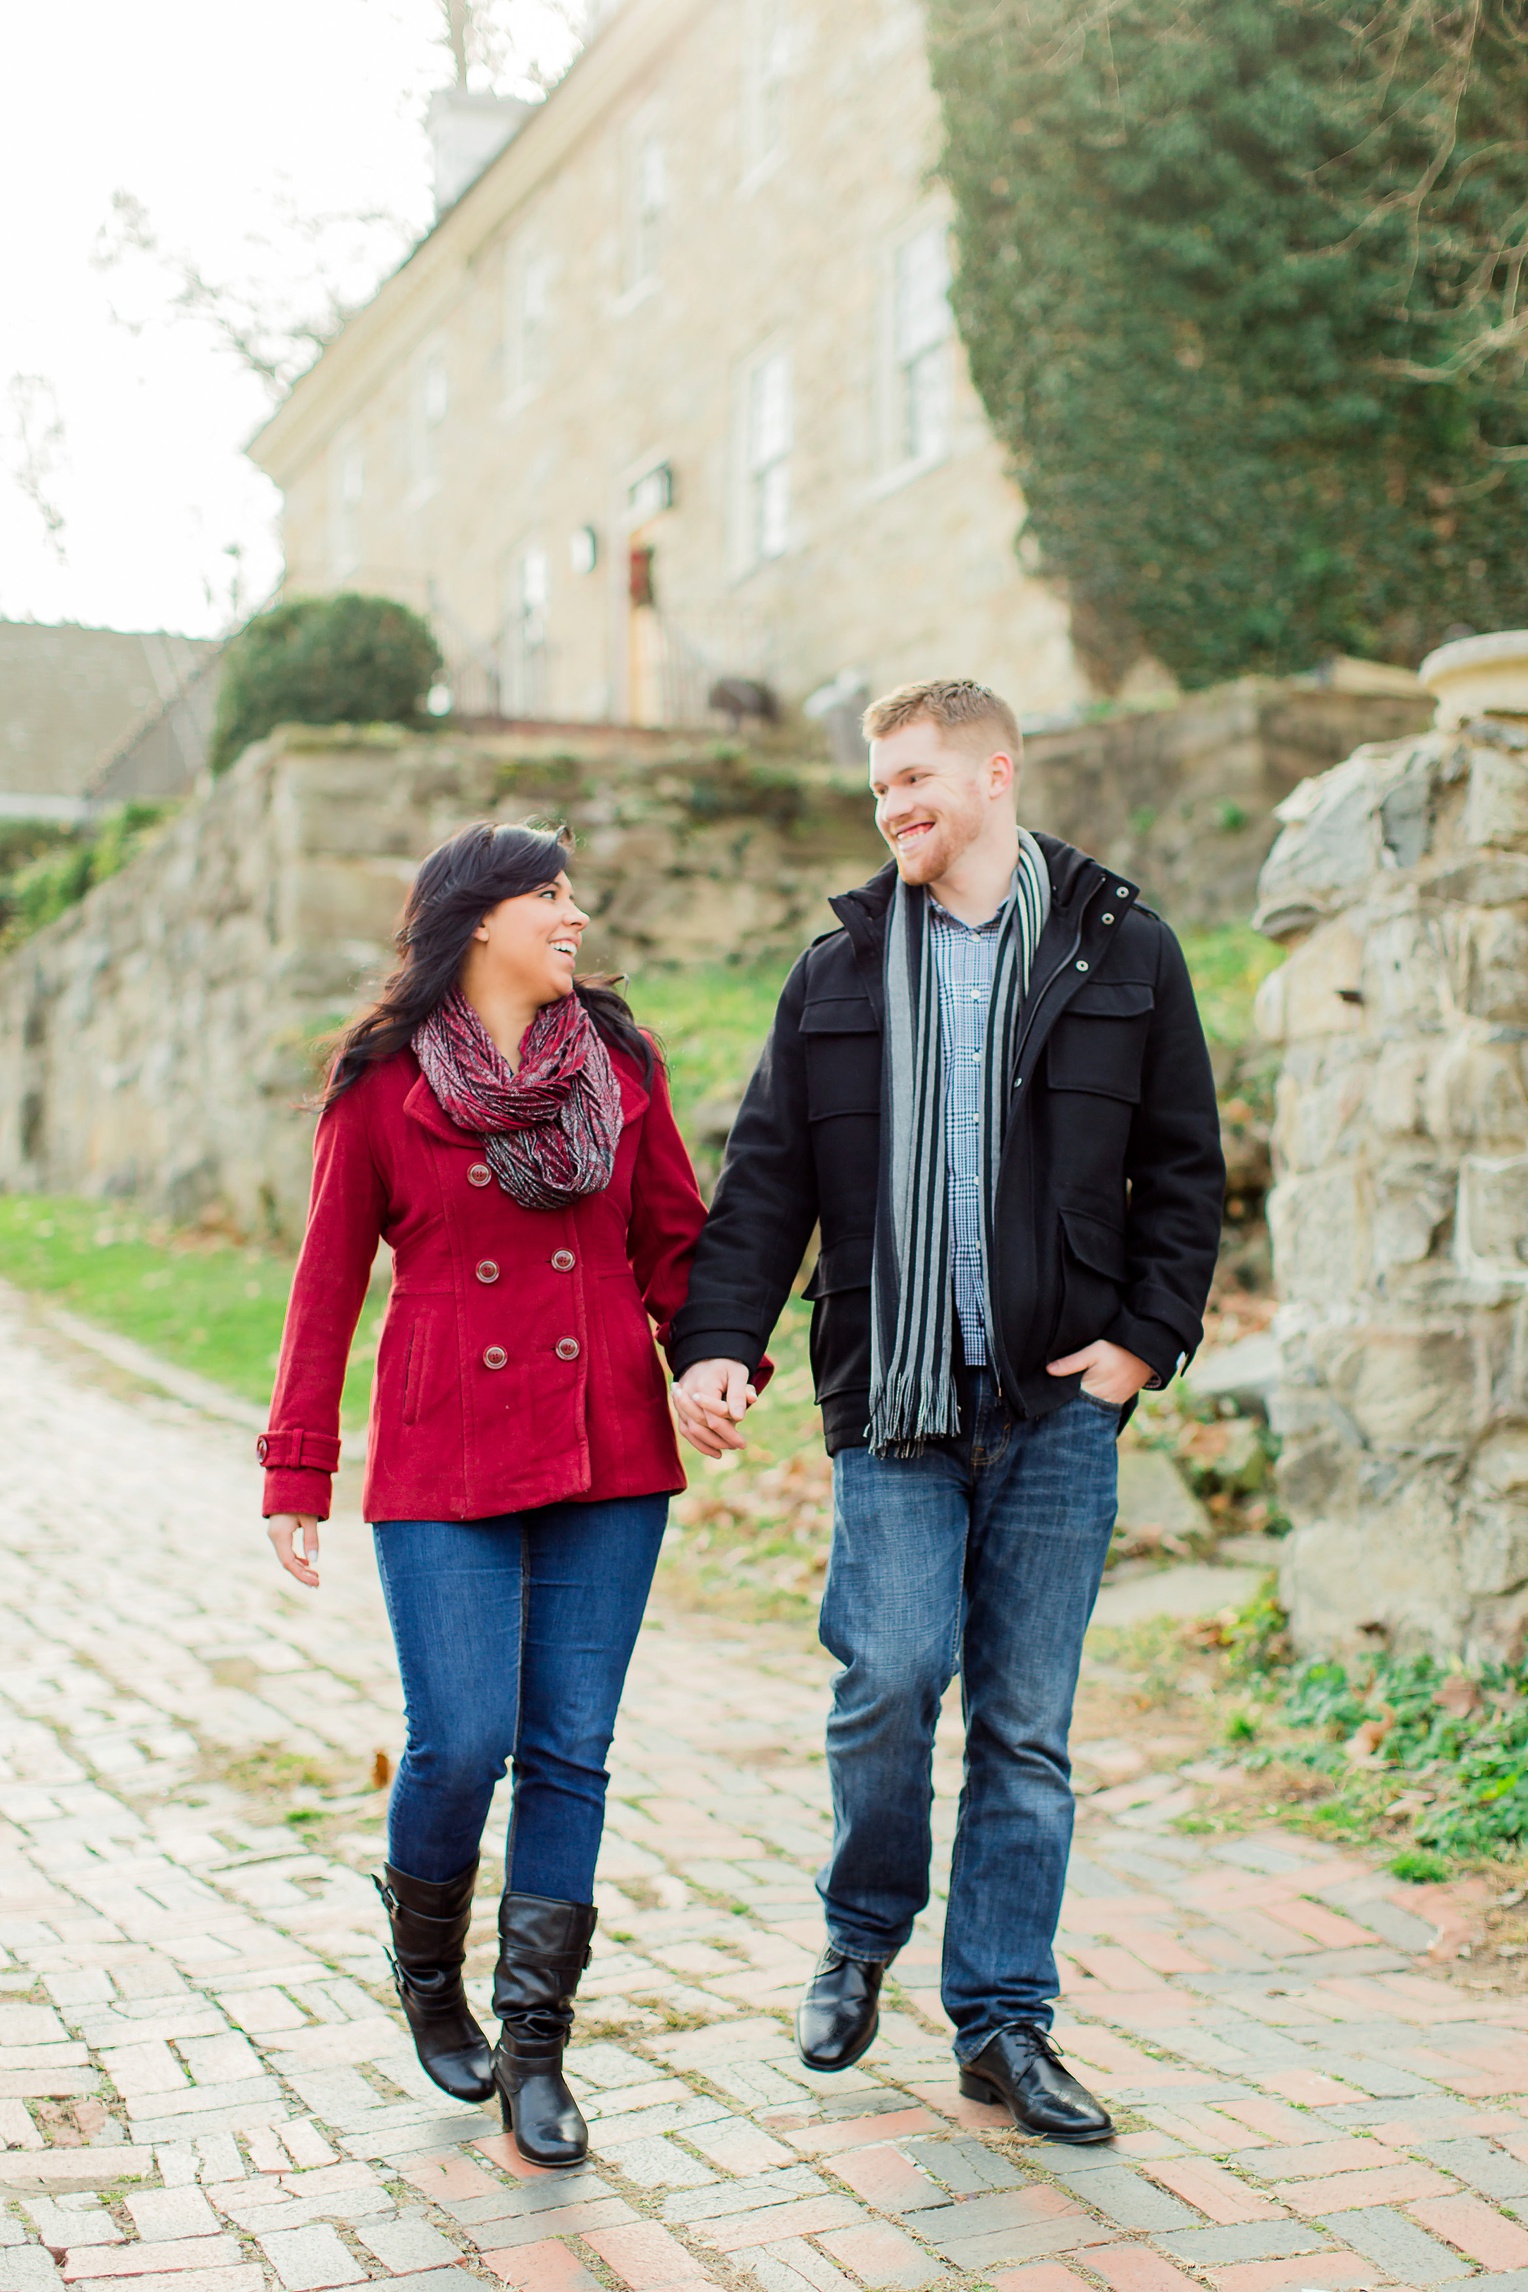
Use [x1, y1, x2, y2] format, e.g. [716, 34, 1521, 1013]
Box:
[1257, 633, 1528, 1660]
[0, 621, 216, 820]
[248, 0, 1088, 729]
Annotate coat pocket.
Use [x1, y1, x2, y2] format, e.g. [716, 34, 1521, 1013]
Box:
[401, 1322, 424, 1426]
[800, 998, 881, 1121]
[1045, 981, 1155, 1103]
[1049, 1201, 1129, 1360]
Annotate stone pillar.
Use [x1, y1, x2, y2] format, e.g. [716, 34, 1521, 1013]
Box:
[1256, 632, 1528, 1660]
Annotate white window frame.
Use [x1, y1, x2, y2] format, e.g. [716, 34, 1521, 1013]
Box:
[740, 0, 790, 183]
[411, 338, 449, 504]
[329, 430, 364, 581]
[504, 236, 553, 406]
[879, 218, 954, 487]
[619, 108, 665, 301]
[736, 344, 793, 572]
[502, 542, 551, 715]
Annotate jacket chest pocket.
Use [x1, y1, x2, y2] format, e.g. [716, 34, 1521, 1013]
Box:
[1045, 981, 1155, 1103]
[801, 997, 881, 1120]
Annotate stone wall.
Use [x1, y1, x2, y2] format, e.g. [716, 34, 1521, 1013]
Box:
[1256, 649, 1528, 1658]
[0, 723, 882, 1240]
[1023, 676, 1430, 929]
[0, 676, 1432, 1246]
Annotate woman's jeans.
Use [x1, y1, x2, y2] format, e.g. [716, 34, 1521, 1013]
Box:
[372, 1496, 668, 1898]
[818, 1371, 1118, 2060]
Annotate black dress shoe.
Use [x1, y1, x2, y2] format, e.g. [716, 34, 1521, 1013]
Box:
[796, 1946, 884, 2071]
[960, 2024, 1114, 2143]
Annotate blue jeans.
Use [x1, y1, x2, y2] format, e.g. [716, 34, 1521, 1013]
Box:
[818, 1372, 1118, 2059]
[372, 1496, 667, 1897]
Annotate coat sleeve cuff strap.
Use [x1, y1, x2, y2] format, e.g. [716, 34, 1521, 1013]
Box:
[263, 1466, 334, 1522]
[256, 1428, 342, 1473]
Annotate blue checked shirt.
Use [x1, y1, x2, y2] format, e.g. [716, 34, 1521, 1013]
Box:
[927, 890, 1010, 1366]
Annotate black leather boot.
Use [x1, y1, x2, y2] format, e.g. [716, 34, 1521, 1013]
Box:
[492, 1893, 599, 2166]
[796, 1946, 884, 2071]
[960, 2023, 1114, 2142]
[374, 1862, 493, 2104]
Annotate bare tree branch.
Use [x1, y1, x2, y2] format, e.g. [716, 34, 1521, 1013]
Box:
[7, 375, 67, 560]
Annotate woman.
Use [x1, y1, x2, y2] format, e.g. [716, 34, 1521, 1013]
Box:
[260, 821, 712, 2168]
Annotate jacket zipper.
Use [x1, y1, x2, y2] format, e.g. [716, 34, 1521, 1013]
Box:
[1010, 869, 1105, 1088]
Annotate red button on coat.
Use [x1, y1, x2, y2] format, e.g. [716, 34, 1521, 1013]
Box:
[476, 1260, 500, 1283]
[551, 1249, 575, 1271]
[556, 1337, 580, 1361]
[468, 1163, 492, 1187]
[483, 1346, 508, 1370]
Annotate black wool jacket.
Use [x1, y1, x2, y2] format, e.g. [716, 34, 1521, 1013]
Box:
[670, 838, 1226, 1453]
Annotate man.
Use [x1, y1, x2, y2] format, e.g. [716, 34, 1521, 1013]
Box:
[670, 679, 1223, 2143]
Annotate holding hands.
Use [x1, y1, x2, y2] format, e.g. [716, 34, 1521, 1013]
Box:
[672, 1359, 757, 1457]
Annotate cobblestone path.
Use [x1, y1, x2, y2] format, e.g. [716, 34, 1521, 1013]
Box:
[3, 1287, 1528, 2292]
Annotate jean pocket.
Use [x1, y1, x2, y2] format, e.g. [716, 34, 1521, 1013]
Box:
[1075, 1388, 1122, 1419]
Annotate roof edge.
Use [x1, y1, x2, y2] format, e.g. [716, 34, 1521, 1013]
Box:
[248, 0, 711, 486]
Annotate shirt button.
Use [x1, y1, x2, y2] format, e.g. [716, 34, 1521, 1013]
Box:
[1116, 886, 1129, 898]
[551, 1249, 575, 1271]
[483, 1346, 508, 1370]
[476, 1259, 500, 1283]
[556, 1337, 580, 1361]
[1075, 959, 1090, 972]
[467, 1163, 492, 1187]
[1102, 912, 1115, 924]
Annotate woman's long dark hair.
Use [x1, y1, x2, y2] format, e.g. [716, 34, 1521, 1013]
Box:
[323, 821, 656, 1107]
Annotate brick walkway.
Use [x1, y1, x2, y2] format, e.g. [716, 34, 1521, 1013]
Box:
[3, 1287, 1527, 2292]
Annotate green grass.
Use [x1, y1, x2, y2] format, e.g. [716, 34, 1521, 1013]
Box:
[1177, 924, 1283, 1047]
[625, 961, 792, 1137]
[0, 1195, 381, 1422]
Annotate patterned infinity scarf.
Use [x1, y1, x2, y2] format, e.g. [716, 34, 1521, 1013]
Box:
[413, 986, 623, 1210]
[867, 835, 1051, 1457]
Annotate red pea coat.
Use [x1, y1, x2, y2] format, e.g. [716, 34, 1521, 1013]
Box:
[259, 1043, 709, 1524]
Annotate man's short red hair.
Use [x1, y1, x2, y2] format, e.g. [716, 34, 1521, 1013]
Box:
[861, 677, 1021, 757]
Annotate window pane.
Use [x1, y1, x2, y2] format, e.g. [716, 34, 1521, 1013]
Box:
[894, 226, 951, 362]
[757, 460, 790, 558]
[749, 354, 791, 468]
[424, 356, 449, 425]
[639, 136, 665, 215]
[905, 343, 949, 461]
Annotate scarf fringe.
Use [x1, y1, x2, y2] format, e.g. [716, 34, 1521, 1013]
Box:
[866, 1365, 963, 1459]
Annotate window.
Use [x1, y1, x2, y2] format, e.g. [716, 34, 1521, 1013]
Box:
[505, 240, 552, 398]
[743, 0, 790, 173]
[746, 351, 792, 562]
[504, 545, 550, 714]
[893, 224, 953, 465]
[412, 342, 449, 500]
[624, 117, 665, 290]
[329, 434, 363, 579]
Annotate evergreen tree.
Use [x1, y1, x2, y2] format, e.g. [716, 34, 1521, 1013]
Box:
[928, 0, 1528, 687]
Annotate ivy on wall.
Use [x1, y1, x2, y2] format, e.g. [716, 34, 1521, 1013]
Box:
[927, 0, 1528, 689]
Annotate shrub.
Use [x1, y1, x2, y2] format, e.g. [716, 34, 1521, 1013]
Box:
[1, 803, 172, 946]
[210, 593, 443, 774]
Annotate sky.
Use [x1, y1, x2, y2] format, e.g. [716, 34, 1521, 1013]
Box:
[0, 1, 582, 638]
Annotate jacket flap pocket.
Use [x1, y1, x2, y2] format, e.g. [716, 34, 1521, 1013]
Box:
[1060, 1204, 1128, 1282]
[803, 1232, 876, 1299]
[1047, 980, 1155, 1100]
[1066, 981, 1155, 1020]
[800, 997, 879, 1035]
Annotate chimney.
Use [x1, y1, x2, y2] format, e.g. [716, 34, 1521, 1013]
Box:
[427, 88, 532, 214]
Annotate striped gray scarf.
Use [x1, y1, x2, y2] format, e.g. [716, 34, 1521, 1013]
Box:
[867, 835, 1051, 1456]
